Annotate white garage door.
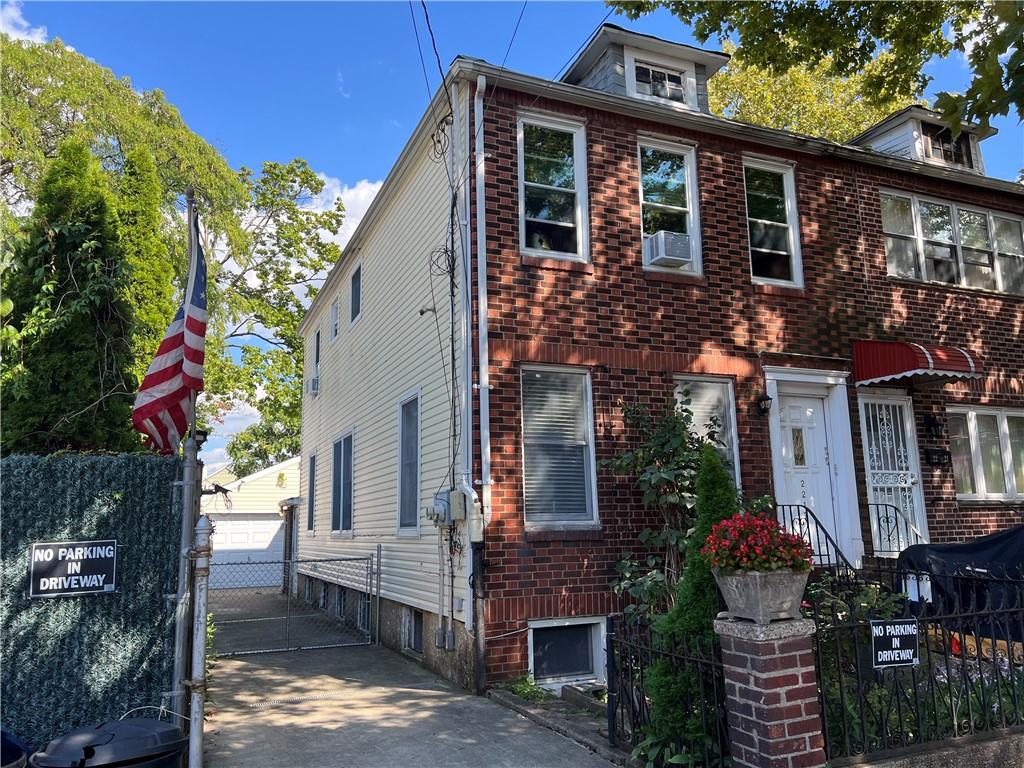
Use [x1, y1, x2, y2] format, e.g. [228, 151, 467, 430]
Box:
[209, 513, 285, 589]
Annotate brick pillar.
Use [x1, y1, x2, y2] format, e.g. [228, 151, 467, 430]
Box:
[714, 618, 826, 768]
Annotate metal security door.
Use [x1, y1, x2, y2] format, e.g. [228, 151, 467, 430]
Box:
[859, 394, 928, 556]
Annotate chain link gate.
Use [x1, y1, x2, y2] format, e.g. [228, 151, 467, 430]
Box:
[208, 556, 376, 655]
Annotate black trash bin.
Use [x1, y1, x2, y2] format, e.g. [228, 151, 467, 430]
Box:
[29, 719, 186, 768]
[1, 727, 29, 768]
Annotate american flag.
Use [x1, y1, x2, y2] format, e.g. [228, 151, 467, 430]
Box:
[132, 206, 207, 453]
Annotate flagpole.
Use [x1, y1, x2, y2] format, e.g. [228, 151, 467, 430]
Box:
[172, 186, 200, 726]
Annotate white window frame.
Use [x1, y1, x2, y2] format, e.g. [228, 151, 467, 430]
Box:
[742, 157, 804, 288]
[517, 112, 590, 263]
[880, 188, 1024, 295]
[946, 405, 1023, 501]
[313, 327, 322, 378]
[519, 365, 600, 531]
[637, 137, 702, 275]
[349, 262, 363, 326]
[331, 427, 355, 536]
[527, 616, 606, 691]
[330, 297, 340, 340]
[624, 46, 698, 111]
[674, 375, 741, 487]
[306, 452, 317, 534]
[396, 388, 422, 536]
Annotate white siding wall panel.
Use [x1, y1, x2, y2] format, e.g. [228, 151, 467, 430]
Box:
[201, 457, 299, 516]
[868, 122, 917, 159]
[298, 136, 468, 620]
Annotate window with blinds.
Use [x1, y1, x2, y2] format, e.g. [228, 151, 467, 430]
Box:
[332, 433, 353, 531]
[675, 377, 740, 484]
[399, 396, 420, 529]
[521, 368, 596, 524]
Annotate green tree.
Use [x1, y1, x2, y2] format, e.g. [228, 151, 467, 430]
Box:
[708, 43, 922, 143]
[1, 140, 138, 452]
[116, 148, 176, 382]
[658, 445, 740, 639]
[2, 36, 345, 468]
[610, 1, 1023, 134]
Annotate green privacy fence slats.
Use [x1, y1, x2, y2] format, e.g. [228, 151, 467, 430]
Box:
[0, 453, 183, 750]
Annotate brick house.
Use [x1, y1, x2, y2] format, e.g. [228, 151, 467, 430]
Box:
[296, 24, 1023, 691]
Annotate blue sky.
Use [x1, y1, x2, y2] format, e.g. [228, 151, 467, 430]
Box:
[4, 1, 1022, 470]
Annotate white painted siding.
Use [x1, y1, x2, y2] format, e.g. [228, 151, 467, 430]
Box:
[298, 109, 469, 623]
[866, 121, 917, 159]
[201, 457, 300, 517]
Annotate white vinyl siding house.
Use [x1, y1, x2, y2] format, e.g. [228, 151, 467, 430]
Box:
[297, 105, 469, 623]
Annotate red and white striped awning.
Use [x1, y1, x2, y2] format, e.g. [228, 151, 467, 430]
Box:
[853, 340, 980, 386]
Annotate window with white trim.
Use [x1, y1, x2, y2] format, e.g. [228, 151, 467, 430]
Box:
[330, 297, 339, 339]
[947, 407, 1024, 500]
[742, 159, 802, 286]
[528, 618, 605, 687]
[350, 265, 362, 322]
[398, 394, 420, 530]
[624, 47, 697, 110]
[518, 115, 588, 261]
[639, 141, 700, 273]
[922, 123, 974, 169]
[881, 191, 1024, 294]
[521, 367, 597, 526]
[331, 432, 353, 531]
[306, 454, 316, 531]
[313, 329, 321, 377]
[675, 377, 740, 484]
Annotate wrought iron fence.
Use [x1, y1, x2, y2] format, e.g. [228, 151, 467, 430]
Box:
[606, 617, 730, 767]
[807, 567, 1024, 761]
[866, 502, 927, 558]
[208, 556, 375, 655]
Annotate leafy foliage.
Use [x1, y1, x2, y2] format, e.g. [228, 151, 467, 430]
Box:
[610, 1, 1021, 134]
[1, 140, 138, 452]
[605, 399, 710, 619]
[658, 447, 740, 639]
[1, 36, 346, 468]
[503, 675, 552, 702]
[702, 512, 814, 572]
[708, 42, 922, 142]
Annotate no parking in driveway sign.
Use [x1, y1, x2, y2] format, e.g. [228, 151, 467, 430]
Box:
[29, 540, 118, 597]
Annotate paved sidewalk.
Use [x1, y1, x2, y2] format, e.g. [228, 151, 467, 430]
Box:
[204, 645, 615, 768]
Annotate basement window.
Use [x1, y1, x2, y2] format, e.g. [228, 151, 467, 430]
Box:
[529, 618, 604, 687]
[405, 608, 424, 653]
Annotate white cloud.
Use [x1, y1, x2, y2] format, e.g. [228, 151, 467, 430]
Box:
[1, 0, 47, 43]
[336, 69, 351, 99]
[215, 400, 261, 439]
[313, 175, 384, 248]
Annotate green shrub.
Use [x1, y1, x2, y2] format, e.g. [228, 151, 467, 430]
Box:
[503, 675, 551, 703]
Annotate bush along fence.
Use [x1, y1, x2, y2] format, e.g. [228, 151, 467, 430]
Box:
[606, 563, 1024, 768]
[0, 453, 183, 750]
[807, 565, 1024, 762]
[606, 617, 731, 767]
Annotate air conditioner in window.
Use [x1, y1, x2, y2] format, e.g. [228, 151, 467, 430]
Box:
[646, 230, 692, 268]
[307, 377, 320, 396]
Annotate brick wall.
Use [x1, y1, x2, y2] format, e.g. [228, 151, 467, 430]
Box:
[470, 84, 1024, 681]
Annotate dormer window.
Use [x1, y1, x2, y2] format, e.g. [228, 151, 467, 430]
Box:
[624, 47, 697, 110]
[922, 123, 974, 169]
[634, 62, 686, 104]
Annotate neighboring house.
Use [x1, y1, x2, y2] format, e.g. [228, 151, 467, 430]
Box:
[298, 24, 1023, 691]
[202, 457, 300, 589]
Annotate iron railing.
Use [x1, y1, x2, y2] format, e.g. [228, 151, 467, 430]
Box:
[807, 567, 1024, 761]
[868, 502, 927, 558]
[777, 504, 859, 573]
[606, 617, 730, 766]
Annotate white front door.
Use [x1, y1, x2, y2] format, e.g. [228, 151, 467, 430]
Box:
[778, 394, 841, 562]
[858, 394, 929, 556]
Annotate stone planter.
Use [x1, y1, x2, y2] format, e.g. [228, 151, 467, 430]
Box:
[713, 568, 809, 625]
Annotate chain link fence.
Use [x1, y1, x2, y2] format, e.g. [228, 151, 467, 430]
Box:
[208, 557, 374, 655]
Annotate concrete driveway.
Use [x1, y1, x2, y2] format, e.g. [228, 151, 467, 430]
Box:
[204, 645, 615, 768]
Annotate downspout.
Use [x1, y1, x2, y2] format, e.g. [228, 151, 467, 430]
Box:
[472, 73, 490, 695]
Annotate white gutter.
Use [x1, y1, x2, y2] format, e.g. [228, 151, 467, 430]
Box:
[474, 73, 492, 518]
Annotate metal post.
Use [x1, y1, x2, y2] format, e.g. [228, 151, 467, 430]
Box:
[606, 615, 617, 748]
[187, 515, 213, 768]
[171, 436, 199, 719]
[375, 543, 382, 645]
